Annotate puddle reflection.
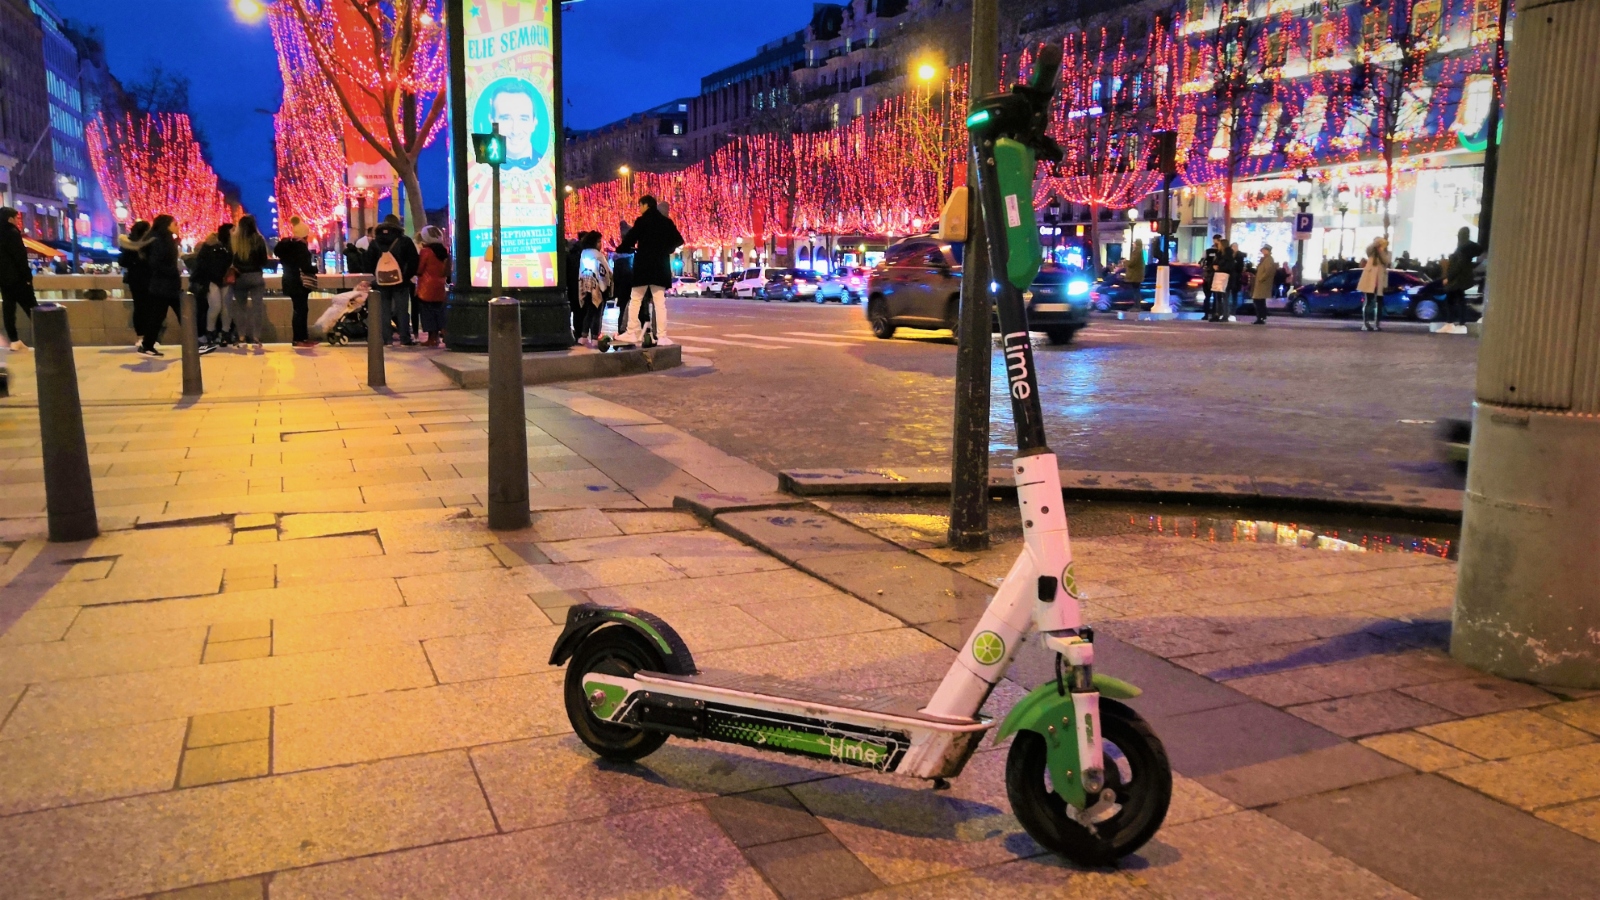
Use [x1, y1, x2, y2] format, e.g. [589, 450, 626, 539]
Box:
[1137, 513, 1456, 560]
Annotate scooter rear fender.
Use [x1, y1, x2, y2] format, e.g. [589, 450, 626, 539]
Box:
[548, 603, 697, 675]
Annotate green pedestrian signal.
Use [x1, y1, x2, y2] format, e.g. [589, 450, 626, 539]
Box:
[472, 132, 506, 166]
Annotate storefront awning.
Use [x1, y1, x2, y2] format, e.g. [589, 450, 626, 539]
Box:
[23, 237, 63, 258]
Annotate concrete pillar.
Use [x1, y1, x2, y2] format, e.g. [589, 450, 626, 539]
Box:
[1453, 0, 1600, 688]
[180, 291, 202, 397]
[367, 289, 386, 389]
[486, 298, 530, 530]
[32, 304, 98, 542]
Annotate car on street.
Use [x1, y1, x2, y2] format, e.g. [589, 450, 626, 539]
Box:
[730, 267, 783, 299]
[1089, 263, 1206, 312]
[760, 269, 821, 301]
[697, 275, 721, 295]
[1284, 269, 1437, 319]
[669, 276, 703, 296]
[818, 266, 867, 303]
[1016, 264, 1093, 343]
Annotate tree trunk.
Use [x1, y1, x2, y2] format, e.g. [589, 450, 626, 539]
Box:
[1223, 167, 1235, 241]
[1383, 140, 1394, 244]
[1088, 202, 1102, 272]
[395, 157, 426, 235]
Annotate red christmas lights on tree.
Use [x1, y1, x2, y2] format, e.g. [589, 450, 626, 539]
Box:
[86, 112, 233, 242]
[270, 3, 347, 234]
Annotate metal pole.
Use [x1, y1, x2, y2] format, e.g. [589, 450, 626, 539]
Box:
[179, 290, 202, 396]
[1476, 0, 1509, 249]
[367, 287, 386, 389]
[68, 201, 78, 273]
[32, 304, 97, 542]
[947, 0, 1000, 552]
[487, 297, 530, 530]
[492, 124, 504, 299]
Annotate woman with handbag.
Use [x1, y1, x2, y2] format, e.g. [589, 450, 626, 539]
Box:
[577, 231, 610, 347]
[231, 215, 270, 351]
[274, 216, 317, 348]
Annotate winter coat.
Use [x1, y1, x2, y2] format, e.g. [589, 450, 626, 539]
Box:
[273, 237, 315, 293]
[416, 244, 449, 303]
[616, 208, 684, 287]
[1357, 241, 1391, 296]
[145, 230, 183, 298]
[231, 234, 269, 275]
[1125, 243, 1145, 284]
[189, 239, 233, 290]
[0, 220, 31, 289]
[1251, 254, 1278, 300]
[1444, 239, 1482, 293]
[118, 234, 152, 294]
[370, 222, 419, 282]
[578, 248, 611, 305]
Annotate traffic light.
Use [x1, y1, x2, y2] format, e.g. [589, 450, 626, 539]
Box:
[472, 132, 507, 166]
[1149, 131, 1177, 176]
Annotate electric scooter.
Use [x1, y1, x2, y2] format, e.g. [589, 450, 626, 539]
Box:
[552, 44, 1171, 867]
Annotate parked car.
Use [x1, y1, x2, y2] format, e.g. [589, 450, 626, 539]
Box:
[818, 266, 867, 304]
[866, 237, 965, 338]
[760, 269, 821, 302]
[669, 276, 703, 296]
[1284, 269, 1434, 319]
[697, 275, 722, 295]
[731, 267, 783, 299]
[1089, 263, 1206, 312]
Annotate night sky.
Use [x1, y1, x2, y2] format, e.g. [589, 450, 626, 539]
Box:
[50, 0, 820, 232]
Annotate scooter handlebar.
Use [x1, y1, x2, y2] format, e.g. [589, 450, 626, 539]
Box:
[1030, 43, 1063, 94]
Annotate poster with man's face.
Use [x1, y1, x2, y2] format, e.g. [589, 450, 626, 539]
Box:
[463, 0, 557, 288]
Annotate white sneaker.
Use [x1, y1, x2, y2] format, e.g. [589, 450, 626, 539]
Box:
[10, 340, 26, 351]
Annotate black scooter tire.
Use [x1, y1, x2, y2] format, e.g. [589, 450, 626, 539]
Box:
[564, 627, 669, 762]
[1005, 699, 1171, 867]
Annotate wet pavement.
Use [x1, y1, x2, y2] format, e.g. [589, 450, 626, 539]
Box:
[581, 297, 1477, 489]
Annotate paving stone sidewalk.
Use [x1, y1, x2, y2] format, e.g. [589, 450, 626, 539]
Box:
[0, 349, 1595, 899]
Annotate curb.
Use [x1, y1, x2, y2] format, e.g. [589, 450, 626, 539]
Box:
[430, 345, 682, 389]
[779, 467, 1463, 523]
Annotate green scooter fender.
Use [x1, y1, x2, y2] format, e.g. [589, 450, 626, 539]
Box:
[994, 675, 1143, 809]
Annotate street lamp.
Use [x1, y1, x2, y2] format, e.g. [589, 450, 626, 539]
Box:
[231, 0, 268, 24]
[58, 175, 79, 273]
[916, 62, 939, 83]
[1044, 198, 1061, 262]
[1291, 169, 1313, 285]
[1335, 183, 1352, 260]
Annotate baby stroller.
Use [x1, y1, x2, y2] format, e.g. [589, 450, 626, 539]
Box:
[316, 284, 371, 346]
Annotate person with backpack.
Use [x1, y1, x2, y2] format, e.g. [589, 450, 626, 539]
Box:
[370, 214, 419, 346]
[274, 216, 317, 348]
[415, 225, 449, 347]
[189, 223, 235, 349]
[609, 195, 683, 348]
[231, 214, 270, 351]
[576, 231, 611, 348]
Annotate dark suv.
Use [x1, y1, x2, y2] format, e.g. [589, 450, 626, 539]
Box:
[867, 237, 1090, 343]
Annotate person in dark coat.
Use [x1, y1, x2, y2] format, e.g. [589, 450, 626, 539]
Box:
[274, 217, 317, 347]
[611, 195, 684, 346]
[137, 215, 182, 356]
[1443, 227, 1482, 334]
[0, 207, 37, 350]
[190, 223, 235, 348]
[120, 220, 154, 341]
[370, 214, 419, 345]
[1201, 235, 1225, 321]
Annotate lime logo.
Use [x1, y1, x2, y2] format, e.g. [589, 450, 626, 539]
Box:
[1062, 563, 1080, 599]
[972, 631, 1006, 666]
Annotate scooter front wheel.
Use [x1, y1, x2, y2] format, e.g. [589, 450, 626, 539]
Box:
[564, 627, 669, 762]
[1005, 698, 1171, 867]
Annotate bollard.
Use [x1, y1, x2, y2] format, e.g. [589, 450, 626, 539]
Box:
[486, 297, 530, 530]
[367, 288, 387, 389]
[180, 291, 202, 396]
[32, 304, 98, 542]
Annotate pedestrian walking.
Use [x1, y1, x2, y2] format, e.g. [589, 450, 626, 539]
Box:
[119, 220, 154, 346]
[415, 225, 450, 347]
[274, 217, 317, 348]
[609, 195, 683, 348]
[1251, 246, 1278, 324]
[1357, 236, 1391, 332]
[1442, 227, 1481, 336]
[1226, 242, 1245, 322]
[370, 214, 419, 346]
[577, 231, 610, 347]
[0, 207, 37, 351]
[137, 215, 182, 357]
[231, 214, 270, 351]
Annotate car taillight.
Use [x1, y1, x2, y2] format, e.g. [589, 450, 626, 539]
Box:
[1187, 277, 1203, 287]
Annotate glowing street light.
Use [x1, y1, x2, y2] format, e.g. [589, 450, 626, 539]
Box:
[916, 63, 938, 82]
[232, 0, 268, 24]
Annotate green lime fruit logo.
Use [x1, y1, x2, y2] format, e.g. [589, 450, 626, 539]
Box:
[972, 631, 1006, 666]
[1062, 563, 1080, 599]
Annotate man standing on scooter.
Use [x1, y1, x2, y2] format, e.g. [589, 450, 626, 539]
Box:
[610, 196, 683, 348]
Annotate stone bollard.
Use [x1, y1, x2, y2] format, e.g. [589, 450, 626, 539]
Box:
[180, 291, 202, 396]
[486, 297, 530, 530]
[367, 288, 386, 389]
[32, 304, 98, 542]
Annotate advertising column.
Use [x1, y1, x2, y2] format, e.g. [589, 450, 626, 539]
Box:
[446, 0, 571, 350]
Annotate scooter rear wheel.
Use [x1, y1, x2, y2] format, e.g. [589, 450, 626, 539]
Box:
[1005, 698, 1171, 867]
[564, 626, 669, 762]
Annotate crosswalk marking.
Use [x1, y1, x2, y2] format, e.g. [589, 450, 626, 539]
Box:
[724, 333, 857, 347]
[682, 336, 787, 349]
[783, 331, 879, 342]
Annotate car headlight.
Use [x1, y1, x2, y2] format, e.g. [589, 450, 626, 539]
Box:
[1404, 285, 1422, 296]
[1066, 280, 1089, 297]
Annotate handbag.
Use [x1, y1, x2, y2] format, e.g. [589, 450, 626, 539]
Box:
[1210, 272, 1230, 293]
[302, 268, 320, 292]
[223, 266, 238, 286]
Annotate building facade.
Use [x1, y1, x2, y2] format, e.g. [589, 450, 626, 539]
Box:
[30, 0, 92, 243]
[0, 0, 56, 235]
[565, 98, 690, 186]
[684, 30, 807, 162]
